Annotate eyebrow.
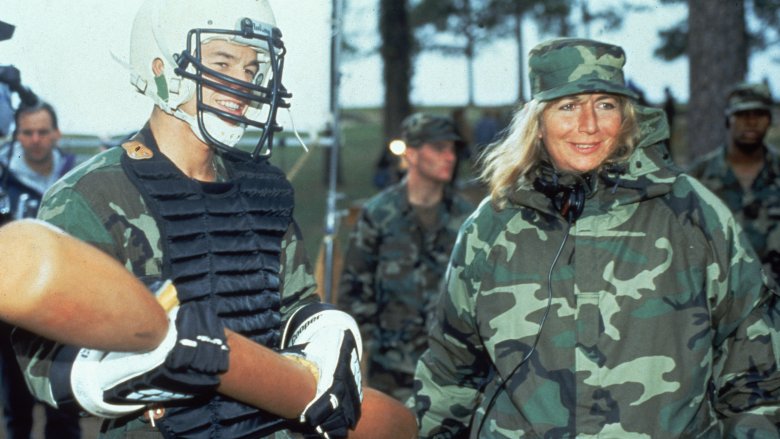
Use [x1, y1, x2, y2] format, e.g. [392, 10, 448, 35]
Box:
[209, 50, 260, 68]
[559, 94, 618, 104]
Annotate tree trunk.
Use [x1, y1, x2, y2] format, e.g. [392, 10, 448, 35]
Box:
[380, 0, 412, 145]
[686, 0, 747, 162]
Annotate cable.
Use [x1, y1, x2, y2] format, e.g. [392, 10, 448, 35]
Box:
[474, 222, 572, 437]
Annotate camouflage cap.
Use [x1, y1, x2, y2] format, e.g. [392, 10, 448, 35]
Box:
[529, 38, 638, 102]
[725, 82, 773, 115]
[401, 113, 462, 148]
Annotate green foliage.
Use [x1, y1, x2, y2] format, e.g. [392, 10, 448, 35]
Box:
[655, 19, 687, 61]
[655, 0, 780, 62]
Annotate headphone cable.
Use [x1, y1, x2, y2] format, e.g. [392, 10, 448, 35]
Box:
[473, 223, 571, 437]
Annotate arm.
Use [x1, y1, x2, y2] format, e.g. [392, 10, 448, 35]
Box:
[0, 219, 167, 351]
[708, 212, 780, 433]
[71, 282, 414, 438]
[221, 330, 416, 438]
[412, 222, 487, 438]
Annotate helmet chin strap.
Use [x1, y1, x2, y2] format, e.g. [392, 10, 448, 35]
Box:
[173, 108, 246, 147]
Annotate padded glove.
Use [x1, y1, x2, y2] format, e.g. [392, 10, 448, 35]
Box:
[71, 299, 229, 418]
[281, 303, 363, 438]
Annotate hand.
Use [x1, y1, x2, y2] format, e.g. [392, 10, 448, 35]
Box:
[300, 329, 362, 438]
[281, 303, 363, 438]
[71, 300, 229, 418]
[104, 300, 229, 403]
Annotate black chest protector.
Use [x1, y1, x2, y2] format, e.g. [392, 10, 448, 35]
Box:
[121, 140, 292, 349]
[120, 140, 301, 437]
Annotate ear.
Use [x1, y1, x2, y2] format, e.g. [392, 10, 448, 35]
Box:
[404, 147, 418, 166]
[152, 58, 165, 77]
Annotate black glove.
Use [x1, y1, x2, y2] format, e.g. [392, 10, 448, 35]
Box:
[280, 303, 363, 438]
[101, 301, 230, 405]
[71, 283, 230, 419]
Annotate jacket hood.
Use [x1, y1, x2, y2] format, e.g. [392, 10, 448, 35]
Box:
[507, 105, 682, 216]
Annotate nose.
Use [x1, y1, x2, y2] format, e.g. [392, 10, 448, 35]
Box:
[578, 104, 598, 134]
[442, 146, 457, 163]
[29, 132, 43, 143]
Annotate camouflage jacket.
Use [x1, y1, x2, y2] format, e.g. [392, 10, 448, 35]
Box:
[338, 181, 474, 384]
[688, 145, 780, 285]
[16, 131, 319, 439]
[411, 107, 780, 438]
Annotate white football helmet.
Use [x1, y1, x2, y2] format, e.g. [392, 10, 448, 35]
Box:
[129, 0, 291, 160]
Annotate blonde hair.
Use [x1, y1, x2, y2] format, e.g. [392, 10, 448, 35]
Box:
[478, 96, 639, 207]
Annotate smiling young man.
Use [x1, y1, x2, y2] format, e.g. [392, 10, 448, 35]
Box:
[12, 1, 367, 438]
[688, 83, 779, 284]
[338, 113, 475, 402]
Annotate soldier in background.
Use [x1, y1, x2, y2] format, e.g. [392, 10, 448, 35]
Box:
[338, 113, 475, 402]
[688, 82, 779, 284]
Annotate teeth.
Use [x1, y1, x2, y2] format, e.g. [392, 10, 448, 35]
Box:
[575, 144, 595, 150]
[218, 100, 241, 111]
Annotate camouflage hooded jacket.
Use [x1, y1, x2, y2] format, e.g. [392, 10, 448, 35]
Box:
[688, 144, 780, 285]
[411, 107, 780, 438]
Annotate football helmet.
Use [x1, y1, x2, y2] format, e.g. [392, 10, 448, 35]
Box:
[129, 0, 291, 160]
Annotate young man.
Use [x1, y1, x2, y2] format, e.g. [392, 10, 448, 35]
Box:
[338, 113, 475, 401]
[688, 83, 779, 284]
[14, 1, 364, 437]
[0, 101, 80, 439]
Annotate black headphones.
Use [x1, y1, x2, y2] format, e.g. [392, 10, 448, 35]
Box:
[533, 165, 587, 223]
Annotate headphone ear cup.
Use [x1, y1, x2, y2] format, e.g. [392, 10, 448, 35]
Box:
[554, 185, 584, 223]
[565, 186, 585, 222]
[532, 165, 586, 222]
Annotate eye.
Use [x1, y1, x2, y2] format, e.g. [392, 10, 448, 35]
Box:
[597, 100, 618, 110]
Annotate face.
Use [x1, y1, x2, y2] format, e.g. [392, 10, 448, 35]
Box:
[729, 109, 771, 154]
[15, 109, 60, 165]
[540, 93, 623, 173]
[180, 39, 261, 124]
[405, 140, 458, 184]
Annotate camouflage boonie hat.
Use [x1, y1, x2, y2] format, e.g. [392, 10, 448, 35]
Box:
[725, 82, 773, 115]
[401, 113, 462, 148]
[529, 38, 638, 102]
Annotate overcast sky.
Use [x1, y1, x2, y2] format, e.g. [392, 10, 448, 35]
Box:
[0, 0, 776, 136]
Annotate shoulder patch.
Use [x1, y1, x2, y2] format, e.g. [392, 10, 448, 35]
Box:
[121, 141, 153, 160]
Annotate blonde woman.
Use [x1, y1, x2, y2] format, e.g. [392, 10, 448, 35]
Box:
[411, 38, 780, 438]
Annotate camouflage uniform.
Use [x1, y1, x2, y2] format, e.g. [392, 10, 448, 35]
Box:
[14, 127, 320, 439]
[688, 83, 780, 285]
[411, 38, 780, 438]
[339, 181, 474, 399]
[339, 180, 474, 402]
[688, 146, 780, 285]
